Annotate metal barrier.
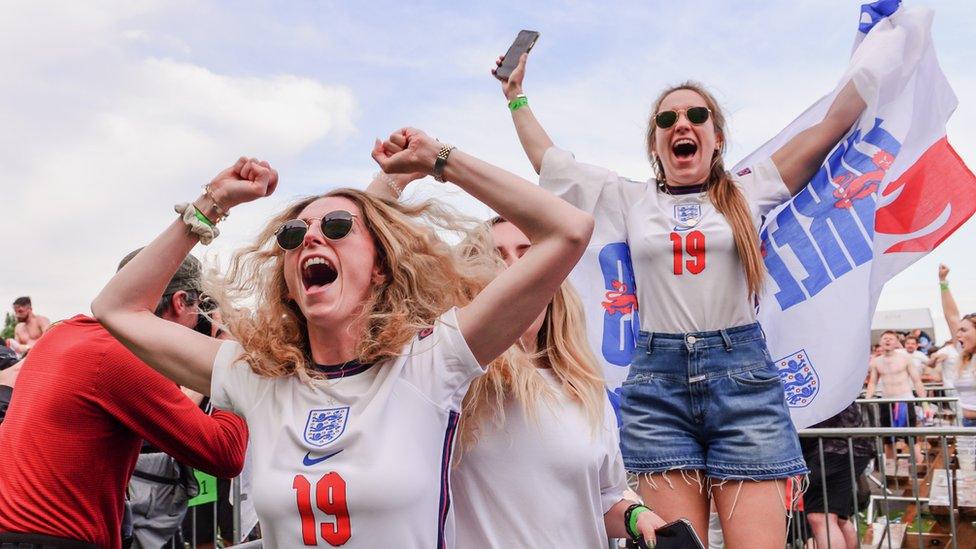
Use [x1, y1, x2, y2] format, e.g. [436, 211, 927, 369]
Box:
[797, 419, 976, 549]
[159, 476, 253, 548]
[169, 395, 975, 548]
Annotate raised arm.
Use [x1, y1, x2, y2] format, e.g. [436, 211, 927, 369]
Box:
[91, 158, 278, 394]
[373, 129, 593, 366]
[493, 53, 554, 174]
[771, 80, 867, 195]
[939, 264, 961, 336]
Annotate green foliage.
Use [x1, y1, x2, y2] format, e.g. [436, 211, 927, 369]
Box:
[1, 313, 15, 341]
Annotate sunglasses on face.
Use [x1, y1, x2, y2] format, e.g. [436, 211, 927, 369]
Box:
[654, 106, 712, 129]
[275, 210, 357, 250]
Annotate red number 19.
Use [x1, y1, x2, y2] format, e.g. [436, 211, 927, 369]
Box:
[293, 473, 351, 546]
[670, 230, 706, 275]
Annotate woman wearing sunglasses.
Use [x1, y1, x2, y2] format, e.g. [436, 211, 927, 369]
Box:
[493, 52, 869, 547]
[92, 127, 593, 548]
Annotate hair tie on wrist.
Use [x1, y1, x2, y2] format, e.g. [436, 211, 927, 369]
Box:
[940, 281, 950, 291]
[175, 202, 220, 245]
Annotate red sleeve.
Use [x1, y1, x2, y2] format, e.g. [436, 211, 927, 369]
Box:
[93, 344, 248, 478]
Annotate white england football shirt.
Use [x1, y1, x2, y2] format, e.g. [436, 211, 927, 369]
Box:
[210, 308, 482, 548]
[539, 147, 790, 333]
[451, 368, 627, 548]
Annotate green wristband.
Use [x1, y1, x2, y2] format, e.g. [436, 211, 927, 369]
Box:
[194, 205, 215, 228]
[940, 281, 949, 291]
[627, 505, 650, 539]
[508, 94, 528, 112]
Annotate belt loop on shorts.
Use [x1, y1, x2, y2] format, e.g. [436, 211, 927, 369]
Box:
[645, 332, 654, 354]
[720, 329, 733, 352]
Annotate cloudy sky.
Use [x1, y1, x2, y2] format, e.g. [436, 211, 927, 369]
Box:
[2, 0, 974, 342]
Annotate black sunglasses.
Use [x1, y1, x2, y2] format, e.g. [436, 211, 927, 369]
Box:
[275, 210, 357, 250]
[654, 106, 712, 129]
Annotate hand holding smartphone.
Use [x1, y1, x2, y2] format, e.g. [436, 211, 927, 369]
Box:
[494, 30, 539, 82]
[625, 519, 705, 549]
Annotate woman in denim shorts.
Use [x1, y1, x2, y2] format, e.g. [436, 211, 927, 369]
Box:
[499, 50, 873, 545]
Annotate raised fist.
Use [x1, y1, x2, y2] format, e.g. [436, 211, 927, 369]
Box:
[209, 157, 279, 210]
[371, 128, 441, 176]
[939, 264, 950, 281]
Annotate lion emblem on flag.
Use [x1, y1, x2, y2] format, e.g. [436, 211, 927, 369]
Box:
[775, 350, 819, 408]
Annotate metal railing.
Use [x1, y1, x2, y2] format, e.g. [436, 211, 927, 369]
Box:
[796, 395, 976, 549]
[150, 476, 257, 548]
[163, 395, 975, 548]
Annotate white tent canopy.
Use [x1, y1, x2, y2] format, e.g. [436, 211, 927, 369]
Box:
[871, 308, 935, 346]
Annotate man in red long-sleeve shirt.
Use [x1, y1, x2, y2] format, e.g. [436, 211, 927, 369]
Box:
[0, 252, 249, 549]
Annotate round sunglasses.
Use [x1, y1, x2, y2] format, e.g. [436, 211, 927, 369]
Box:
[275, 210, 357, 250]
[654, 106, 712, 129]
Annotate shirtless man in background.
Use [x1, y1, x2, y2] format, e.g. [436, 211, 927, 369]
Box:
[866, 330, 927, 459]
[6, 297, 50, 356]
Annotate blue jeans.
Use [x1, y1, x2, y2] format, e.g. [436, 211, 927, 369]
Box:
[619, 323, 808, 480]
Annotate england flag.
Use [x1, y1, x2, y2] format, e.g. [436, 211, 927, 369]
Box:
[575, 0, 976, 427]
[739, 0, 976, 427]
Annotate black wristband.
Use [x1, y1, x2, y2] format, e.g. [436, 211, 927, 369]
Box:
[624, 503, 650, 540]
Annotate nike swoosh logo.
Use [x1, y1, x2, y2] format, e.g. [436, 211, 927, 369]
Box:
[303, 449, 344, 466]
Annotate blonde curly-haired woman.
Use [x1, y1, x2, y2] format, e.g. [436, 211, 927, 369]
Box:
[92, 127, 593, 548]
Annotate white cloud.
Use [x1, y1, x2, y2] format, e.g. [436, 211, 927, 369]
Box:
[1, 0, 974, 344]
[0, 1, 357, 321]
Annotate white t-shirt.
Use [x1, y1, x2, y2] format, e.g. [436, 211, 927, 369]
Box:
[210, 308, 483, 549]
[936, 344, 962, 379]
[451, 368, 627, 548]
[907, 350, 928, 377]
[940, 346, 976, 412]
[539, 147, 790, 333]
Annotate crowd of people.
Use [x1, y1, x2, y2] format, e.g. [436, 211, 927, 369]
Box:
[797, 263, 975, 549]
[0, 31, 972, 549]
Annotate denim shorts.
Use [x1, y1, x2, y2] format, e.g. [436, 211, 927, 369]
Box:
[619, 323, 808, 480]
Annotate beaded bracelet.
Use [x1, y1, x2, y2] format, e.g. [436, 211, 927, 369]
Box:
[375, 172, 401, 198]
[624, 503, 651, 540]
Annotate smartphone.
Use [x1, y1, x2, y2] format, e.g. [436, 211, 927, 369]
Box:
[624, 519, 705, 549]
[654, 519, 705, 549]
[494, 30, 540, 81]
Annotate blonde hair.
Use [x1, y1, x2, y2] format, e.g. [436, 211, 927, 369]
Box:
[454, 221, 606, 456]
[211, 188, 495, 382]
[648, 81, 765, 297]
